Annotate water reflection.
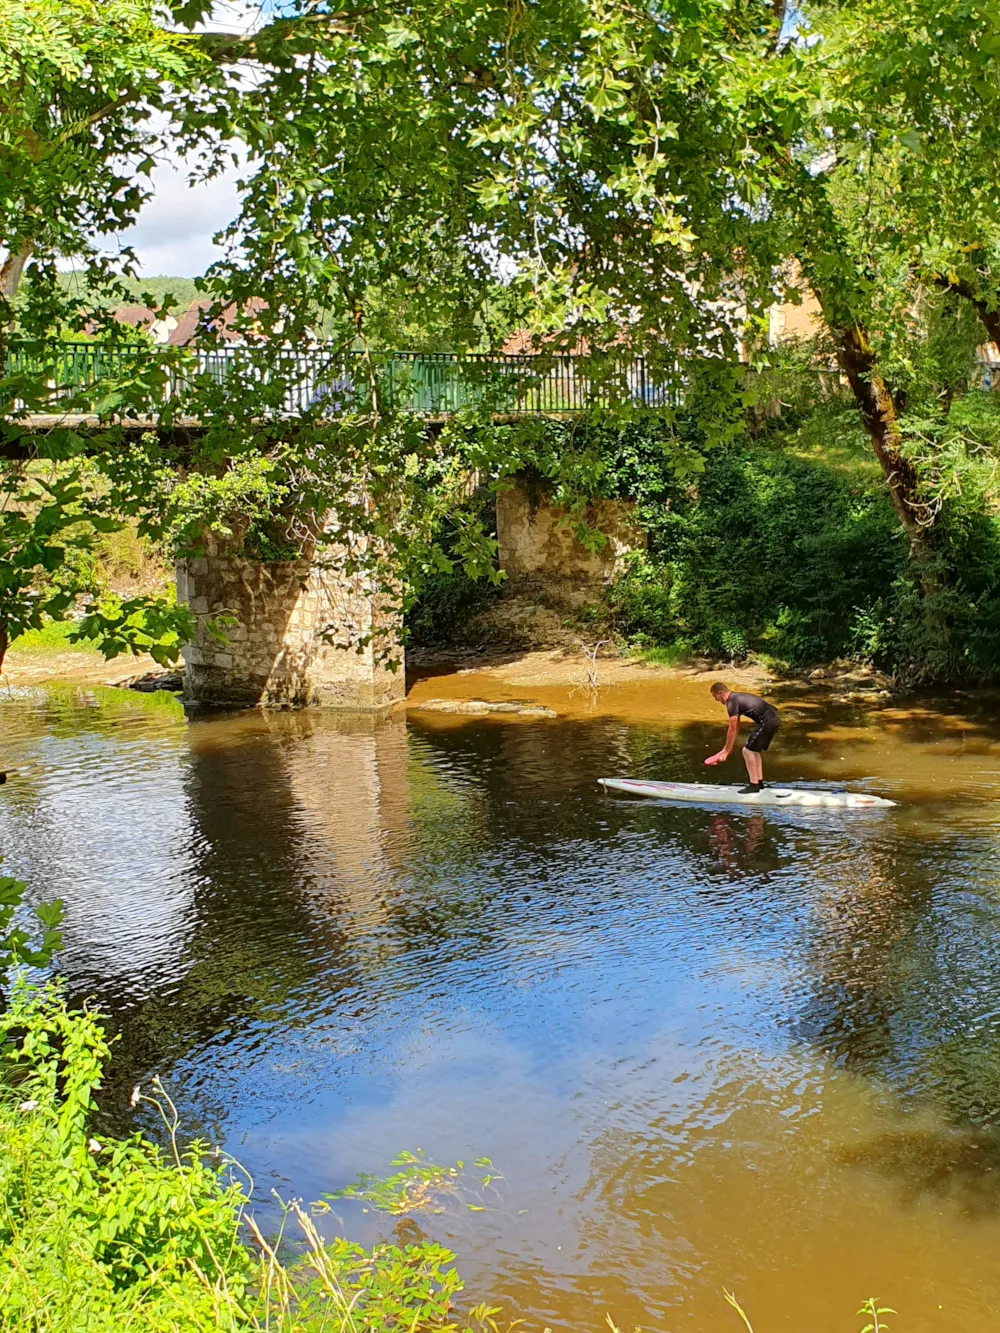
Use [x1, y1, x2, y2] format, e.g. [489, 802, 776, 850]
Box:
[3, 685, 1000, 1329]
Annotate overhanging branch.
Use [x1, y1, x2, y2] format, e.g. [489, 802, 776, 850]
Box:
[933, 273, 1000, 347]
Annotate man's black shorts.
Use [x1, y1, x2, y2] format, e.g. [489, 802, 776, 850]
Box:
[745, 719, 779, 752]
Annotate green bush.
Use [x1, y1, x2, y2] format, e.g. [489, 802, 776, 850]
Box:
[411, 392, 1000, 681]
[0, 983, 487, 1332]
[599, 394, 1000, 682]
[0, 984, 252, 1329]
[608, 437, 905, 667]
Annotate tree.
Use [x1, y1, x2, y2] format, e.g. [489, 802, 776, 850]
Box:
[0, 0, 210, 668]
[746, 0, 1000, 555]
[151, 0, 797, 620]
[7, 0, 1000, 675]
[0, 0, 200, 320]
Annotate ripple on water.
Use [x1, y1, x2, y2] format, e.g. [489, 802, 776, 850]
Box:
[3, 689, 1000, 1330]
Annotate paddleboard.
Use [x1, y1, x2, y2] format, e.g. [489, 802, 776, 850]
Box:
[598, 778, 895, 809]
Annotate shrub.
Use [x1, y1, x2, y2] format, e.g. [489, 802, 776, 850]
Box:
[608, 437, 905, 667]
[408, 391, 1000, 682]
[0, 982, 487, 1332]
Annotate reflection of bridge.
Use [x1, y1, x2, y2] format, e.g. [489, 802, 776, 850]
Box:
[8, 341, 678, 419]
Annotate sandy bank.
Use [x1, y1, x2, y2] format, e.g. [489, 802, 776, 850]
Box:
[405, 647, 893, 724]
[0, 645, 159, 691]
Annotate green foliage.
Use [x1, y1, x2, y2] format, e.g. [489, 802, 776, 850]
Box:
[322, 1150, 499, 1217]
[281, 1230, 472, 1333]
[857, 1299, 896, 1333]
[8, 619, 90, 654]
[71, 593, 195, 668]
[0, 867, 62, 976]
[0, 458, 194, 671]
[609, 427, 903, 668]
[0, 1, 219, 673]
[605, 392, 1000, 682]
[0, 464, 103, 659]
[0, 982, 495, 1332]
[0, 0, 193, 307]
[56, 273, 203, 316]
[409, 393, 1000, 684]
[0, 984, 254, 1329]
[406, 492, 501, 645]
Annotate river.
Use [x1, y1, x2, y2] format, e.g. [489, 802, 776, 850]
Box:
[2, 673, 1000, 1332]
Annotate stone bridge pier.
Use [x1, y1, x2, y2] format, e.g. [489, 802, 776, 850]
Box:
[177, 533, 404, 709]
[176, 477, 641, 710]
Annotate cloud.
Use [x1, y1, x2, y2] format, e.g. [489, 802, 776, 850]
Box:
[113, 157, 243, 277]
[109, 3, 264, 277]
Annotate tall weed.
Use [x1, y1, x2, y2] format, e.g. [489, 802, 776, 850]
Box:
[0, 983, 495, 1333]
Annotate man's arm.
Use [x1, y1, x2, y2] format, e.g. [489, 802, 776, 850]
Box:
[705, 715, 740, 766]
[722, 714, 740, 757]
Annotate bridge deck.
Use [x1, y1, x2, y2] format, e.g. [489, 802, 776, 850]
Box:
[5, 343, 680, 420]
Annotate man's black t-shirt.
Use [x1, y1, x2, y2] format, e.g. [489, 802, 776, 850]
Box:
[726, 692, 779, 727]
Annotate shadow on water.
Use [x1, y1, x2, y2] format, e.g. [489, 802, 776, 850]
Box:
[839, 1125, 1000, 1219]
[5, 686, 1000, 1327]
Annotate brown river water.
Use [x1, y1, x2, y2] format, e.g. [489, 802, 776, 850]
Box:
[2, 671, 1000, 1332]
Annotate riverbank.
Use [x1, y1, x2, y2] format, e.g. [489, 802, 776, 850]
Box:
[1, 624, 893, 712]
[407, 645, 894, 714]
[1, 622, 158, 691]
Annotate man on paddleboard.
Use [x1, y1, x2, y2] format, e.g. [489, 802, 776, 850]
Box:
[706, 683, 779, 794]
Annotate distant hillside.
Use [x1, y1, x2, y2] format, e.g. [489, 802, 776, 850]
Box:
[57, 273, 202, 314]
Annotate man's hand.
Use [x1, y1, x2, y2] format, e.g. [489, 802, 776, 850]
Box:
[704, 750, 728, 766]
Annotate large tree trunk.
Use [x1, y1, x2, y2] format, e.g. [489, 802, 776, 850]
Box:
[832, 323, 929, 557]
[0, 243, 32, 303]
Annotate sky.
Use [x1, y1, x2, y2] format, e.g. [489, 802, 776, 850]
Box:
[112, 1, 260, 278]
[116, 160, 242, 277]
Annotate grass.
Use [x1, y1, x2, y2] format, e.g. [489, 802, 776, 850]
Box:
[8, 620, 95, 656]
[623, 640, 692, 668]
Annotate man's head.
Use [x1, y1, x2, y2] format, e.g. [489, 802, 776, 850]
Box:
[710, 682, 731, 704]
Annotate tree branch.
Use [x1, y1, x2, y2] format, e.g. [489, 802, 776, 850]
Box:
[194, 13, 364, 63]
[933, 273, 1000, 347]
[771, 0, 790, 52]
[51, 96, 133, 152]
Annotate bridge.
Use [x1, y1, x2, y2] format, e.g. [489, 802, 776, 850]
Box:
[6, 340, 678, 422]
[6, 340, 664, 709]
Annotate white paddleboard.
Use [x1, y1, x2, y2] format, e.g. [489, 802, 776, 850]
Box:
[599, 778, 895, 809]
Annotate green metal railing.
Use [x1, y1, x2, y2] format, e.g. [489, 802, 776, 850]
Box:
[4, 341, 680, 417]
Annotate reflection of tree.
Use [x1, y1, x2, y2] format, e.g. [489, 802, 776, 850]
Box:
[0, 686, 185, 825]
[789, 835, 919, 1078]
[787, 810, 1000, 1190]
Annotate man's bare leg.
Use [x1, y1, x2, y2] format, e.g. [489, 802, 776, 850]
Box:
[742, 747, 762, 785]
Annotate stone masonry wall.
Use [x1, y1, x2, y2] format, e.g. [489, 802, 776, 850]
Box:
[178, 537, 404, 709]
[496, 483, 645, 582]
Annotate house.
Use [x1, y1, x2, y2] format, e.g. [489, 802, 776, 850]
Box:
[104, 296, 269, 347]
